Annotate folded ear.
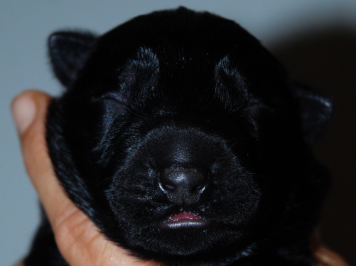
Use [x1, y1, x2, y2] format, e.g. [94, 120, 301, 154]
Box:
[292, 81, 334, 143]
[48, 31, 97, 88]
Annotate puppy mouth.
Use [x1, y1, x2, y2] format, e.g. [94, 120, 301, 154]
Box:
[162, 212, 209, 229]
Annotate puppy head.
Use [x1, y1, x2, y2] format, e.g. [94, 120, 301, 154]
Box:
[47, 7, 332, 263]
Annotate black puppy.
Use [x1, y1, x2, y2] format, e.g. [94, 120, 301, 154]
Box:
[25, 7, 333, 266]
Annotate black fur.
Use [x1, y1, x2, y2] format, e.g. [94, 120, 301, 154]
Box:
[25, 7, 333, 266]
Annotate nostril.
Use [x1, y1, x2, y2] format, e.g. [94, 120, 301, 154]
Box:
[193, 181, 208, 193]
[195, 185, 204, 191]
[164, 184, 175, 190]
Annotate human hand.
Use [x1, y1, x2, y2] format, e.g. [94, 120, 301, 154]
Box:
[12, 90, 160, 266]
[314, 242, 349, 266]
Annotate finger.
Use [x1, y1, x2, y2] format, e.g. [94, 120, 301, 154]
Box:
[12, 90, 73, 227]
[12, 91, 158, 266]
[315, 246, 349, 266]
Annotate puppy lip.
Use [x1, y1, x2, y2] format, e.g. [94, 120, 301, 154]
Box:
[169, 212, 202, 221]
[161, 212, 209, 229]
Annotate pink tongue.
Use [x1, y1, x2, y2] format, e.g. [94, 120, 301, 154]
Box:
[169, 212, 201, 221]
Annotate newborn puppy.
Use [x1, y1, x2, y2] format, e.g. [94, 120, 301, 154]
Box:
[25, 7, 333, 266]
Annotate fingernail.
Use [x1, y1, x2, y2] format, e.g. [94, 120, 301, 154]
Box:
[12, 94, 36, 134]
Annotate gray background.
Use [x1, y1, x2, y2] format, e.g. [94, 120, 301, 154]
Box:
[1, 1, 355, 265]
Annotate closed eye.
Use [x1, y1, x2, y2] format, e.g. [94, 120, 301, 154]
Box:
[97, 91, 128, 107]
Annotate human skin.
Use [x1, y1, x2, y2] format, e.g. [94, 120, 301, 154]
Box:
[11, 90, 348, 266]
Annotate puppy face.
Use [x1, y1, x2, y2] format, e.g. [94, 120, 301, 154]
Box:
[47, 7, 332, 264]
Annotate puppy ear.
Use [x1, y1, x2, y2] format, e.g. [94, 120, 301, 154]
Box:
[292, 81, 333, 143]
[48, 31, 97, 88]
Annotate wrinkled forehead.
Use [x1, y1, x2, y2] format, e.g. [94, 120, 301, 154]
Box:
[78, 14, 289, 107]
[117, 47, 246, 97]
[86, 10, 284, 78]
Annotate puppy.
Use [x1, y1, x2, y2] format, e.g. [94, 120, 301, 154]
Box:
[25, 7, 333, 266]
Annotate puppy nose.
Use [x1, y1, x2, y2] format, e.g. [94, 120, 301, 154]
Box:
[159, 166, 209, 205]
